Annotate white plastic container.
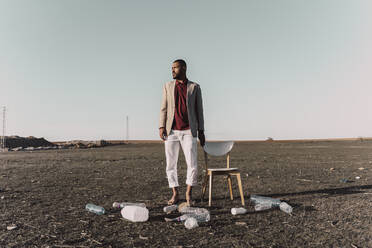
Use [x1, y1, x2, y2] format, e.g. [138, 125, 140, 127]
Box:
[121, 206, 149, 222]
[231, 207, 248, 215]
[279, 202, 293, 214]
[184, 217, 199, 229]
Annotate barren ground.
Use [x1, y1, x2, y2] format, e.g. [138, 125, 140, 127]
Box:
[0, 140, 371, 247]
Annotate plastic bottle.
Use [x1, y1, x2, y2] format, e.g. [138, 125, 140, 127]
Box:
[179, 207, 209, 214]
[250, 195, 281, 207]
[279, 202, 293, 214]
[163, 204, 178, 213]
[231, 207, 248, 215]
[179, 207, 210, 222]
[121, 206, 149, 222]
[85, 203, 105, 215]
[254, 203, 273, 211]
[164, 207, 210, 223]
[184, 217, 199, 229]
[165, 212, 210, 223]
[112, 202, 146, 209]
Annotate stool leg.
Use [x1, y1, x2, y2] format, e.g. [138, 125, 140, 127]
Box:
[209, 173, 213, 207]
[236, 173, 245, 206]
[227, 175, 233, 200]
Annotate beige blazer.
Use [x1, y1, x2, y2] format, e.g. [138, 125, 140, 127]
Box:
[159, 80, 204, 138]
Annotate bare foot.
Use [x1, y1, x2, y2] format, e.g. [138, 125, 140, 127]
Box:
[186, 192, 195, 206]
[167, 194, 179, 205]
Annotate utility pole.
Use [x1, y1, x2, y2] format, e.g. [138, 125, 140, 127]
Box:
[1, 106, 5, 152]
[126, 115, 129, 142]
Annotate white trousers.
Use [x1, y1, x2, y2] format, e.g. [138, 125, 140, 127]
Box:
[165, 129, 198, 188]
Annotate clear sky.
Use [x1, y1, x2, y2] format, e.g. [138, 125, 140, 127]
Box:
[1, 0, 371, 141]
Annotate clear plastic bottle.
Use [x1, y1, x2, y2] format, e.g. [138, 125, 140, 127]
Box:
[180, 207, 210, 222]
[171, 213, 207, 222]
[163, 204, 178, 213]
[121, 206, 149, 222]
[279, 202, 293, 214]
[85, 203, 105, 215]
[112, 202, 146, 208]
[231, 207, 248, 215]
[254, 203, 273, 211]
[164, 207, 210, 223]
[184, 217, 199, 229]
[250, 195, 281, 207]
[179, 207, 208, 214]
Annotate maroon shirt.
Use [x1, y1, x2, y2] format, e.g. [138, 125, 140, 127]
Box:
[172, 80, 190, 130]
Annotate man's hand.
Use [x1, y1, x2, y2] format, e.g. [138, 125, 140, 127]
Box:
[198, 130, 205, 147]
[159, 127, 167, 141]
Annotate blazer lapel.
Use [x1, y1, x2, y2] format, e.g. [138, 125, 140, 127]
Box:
[170, 80, 176, 108]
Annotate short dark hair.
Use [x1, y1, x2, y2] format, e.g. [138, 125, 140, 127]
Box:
[173, 59, 187, 68]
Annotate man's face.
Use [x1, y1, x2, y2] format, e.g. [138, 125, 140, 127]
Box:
[172, 62, 185, 79]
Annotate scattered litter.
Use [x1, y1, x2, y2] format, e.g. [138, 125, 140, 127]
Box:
[329, 168, 335, 171]
[339, 178, 351, 183]
[184, 217, 199, 229]
[85, 203, 105, 215]
[164, 217, 175, 222]
[165, 207, 210, 223]
[139, 235, 149, 240]
[235, 222, 247, 226]
[250, 195, 293, 214]
[254, 203, 272, 211]
[7, 224, 17, 231]
[1, 196, 4, 200]
[296, 178, 312, 182]
[121, 206, 149, 222]
[113, 202, 146, 209]
[279, 202, 293, 214]
[91, 239, 103, 245]
[163, 204, 178, 213]
[179, 206, 209, 215]
[355, 176, 361, 180]
[179, 207, 210, 222]
[358, 167, 365, 170]
[231, 207, 247, 215]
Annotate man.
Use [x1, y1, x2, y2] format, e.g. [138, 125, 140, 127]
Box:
[159, 59, 205, 206]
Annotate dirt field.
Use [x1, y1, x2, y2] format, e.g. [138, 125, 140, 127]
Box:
[0, 140, 371, 248]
